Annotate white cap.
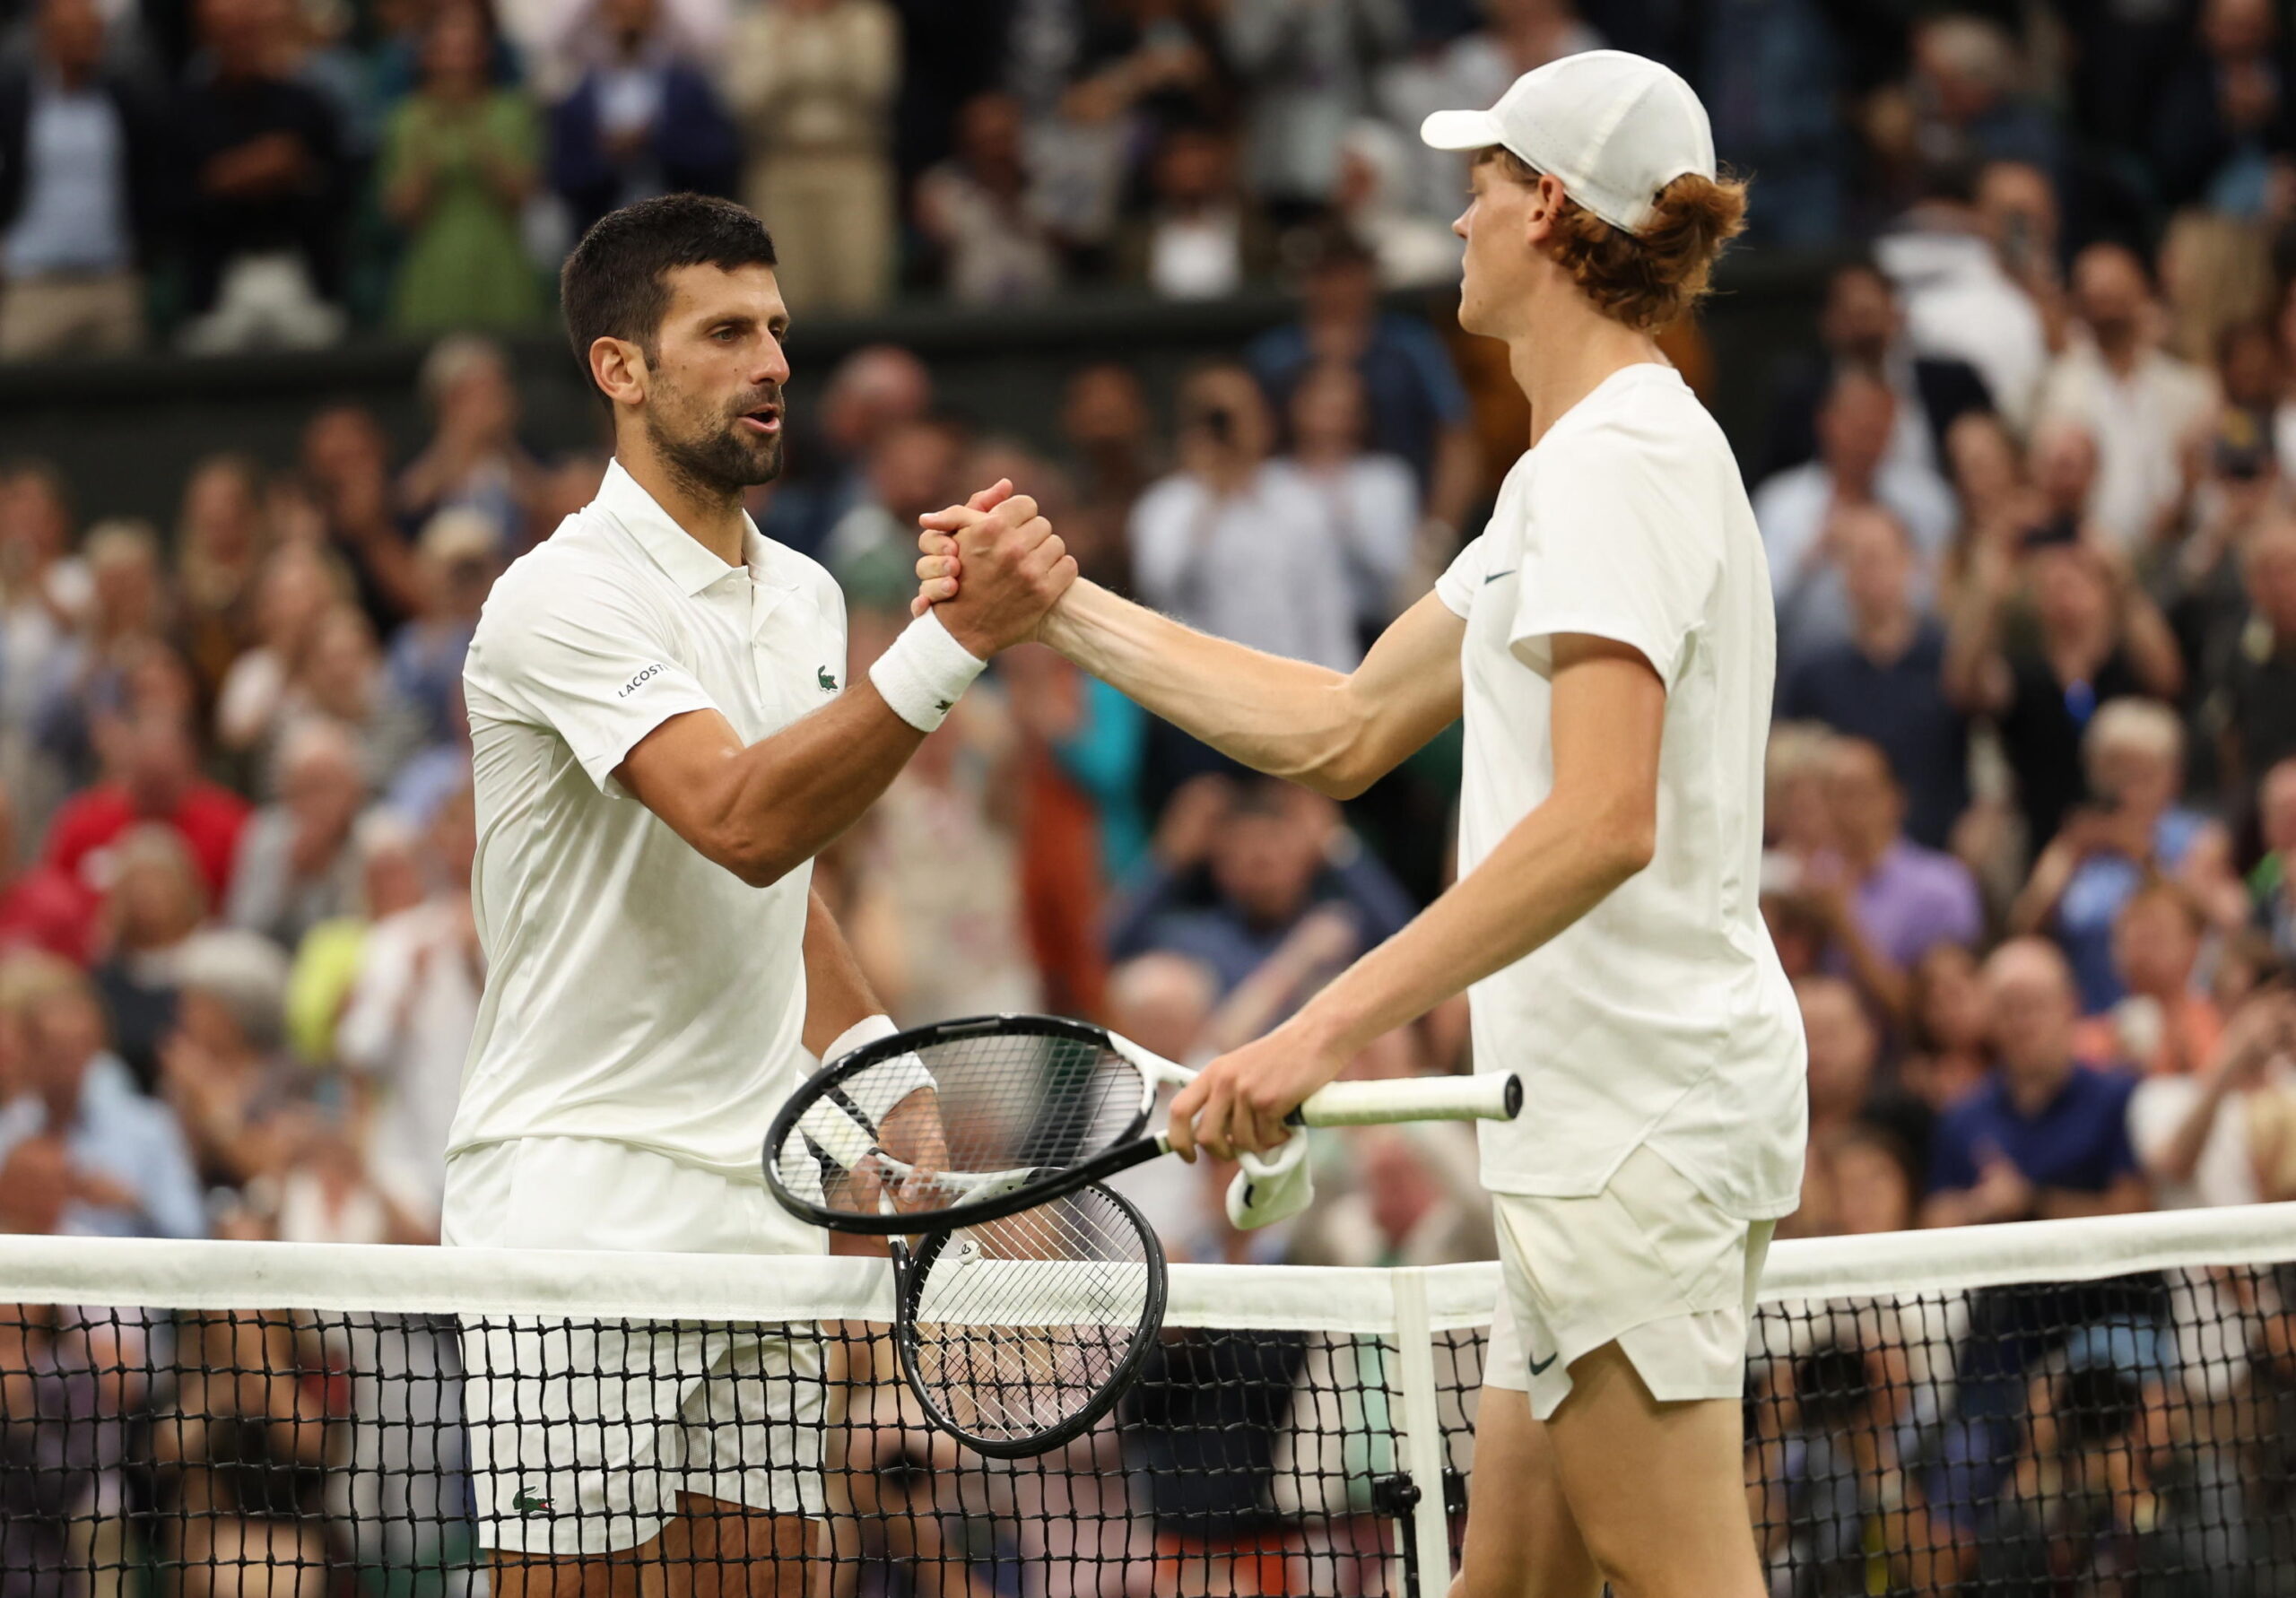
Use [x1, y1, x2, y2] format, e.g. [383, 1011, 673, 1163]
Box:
[1420, 49, 1717, 236]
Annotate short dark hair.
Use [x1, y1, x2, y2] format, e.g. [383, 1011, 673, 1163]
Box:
[559, 194, 778, 382]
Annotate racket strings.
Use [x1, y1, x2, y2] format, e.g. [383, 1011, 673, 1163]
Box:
[907, 1186, 1154, 1443]
[776, 1030, 1147, 1224]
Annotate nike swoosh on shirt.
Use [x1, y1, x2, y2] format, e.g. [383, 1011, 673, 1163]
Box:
[1528, 1350, 1558, 1376]
[1483, 569, 1516, 584]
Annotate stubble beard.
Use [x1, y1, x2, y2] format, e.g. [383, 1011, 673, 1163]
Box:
[645, 387, 785, 505]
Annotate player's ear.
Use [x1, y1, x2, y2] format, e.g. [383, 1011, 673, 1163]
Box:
[588, 335, 648, 410]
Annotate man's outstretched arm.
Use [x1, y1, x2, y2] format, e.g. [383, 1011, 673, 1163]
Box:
[1165, 634, 1664, 1159]
[919, 516, 1465, 797]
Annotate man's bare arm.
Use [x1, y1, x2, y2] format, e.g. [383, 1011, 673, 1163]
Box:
[616, 692, 925, 889]
[618, 490, 1072, 886]
[802, 887, 887, 1057]
[1036, 580, 1465, 798]
[1166, 635, 1665, 1159]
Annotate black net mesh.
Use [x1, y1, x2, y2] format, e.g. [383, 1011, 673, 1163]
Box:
[7, 1261, 2296, 1597]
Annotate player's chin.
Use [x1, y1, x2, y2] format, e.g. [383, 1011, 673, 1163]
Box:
[722, 431, 784, 486]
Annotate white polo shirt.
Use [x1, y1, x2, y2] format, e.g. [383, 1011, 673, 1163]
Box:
[1434, 364, 1806, 1221]
[448, 460, 846, 1246]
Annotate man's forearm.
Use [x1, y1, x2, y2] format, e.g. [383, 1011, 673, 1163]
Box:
[1291, 789, 1649, 1061]
[1039, 580, 1365, 793]
[801, 888, 887, 1058]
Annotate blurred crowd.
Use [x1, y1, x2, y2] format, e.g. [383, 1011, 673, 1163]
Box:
[21, 0, 2296, 352]
[1, 1, 2295, 1592]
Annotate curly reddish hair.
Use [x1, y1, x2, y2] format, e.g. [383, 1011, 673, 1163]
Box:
[1478, 148, 1748, 331]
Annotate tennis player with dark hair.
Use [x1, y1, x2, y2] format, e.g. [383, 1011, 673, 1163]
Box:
[446, 192, 1072, 1596]
[920, 53, 1803, 1598]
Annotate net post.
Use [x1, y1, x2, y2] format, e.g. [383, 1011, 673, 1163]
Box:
[1388, 1267, 1452, 1596]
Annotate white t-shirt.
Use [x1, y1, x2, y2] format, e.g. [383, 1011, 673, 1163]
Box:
[1434, 363, 1806, 1220]
[1130, 464, 1361, 671]
[449, 460, 845, 1249]
[2126, 1074, 2259, 1211]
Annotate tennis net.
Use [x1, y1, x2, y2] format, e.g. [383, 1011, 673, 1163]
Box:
[2, 1204, 2295, 1597]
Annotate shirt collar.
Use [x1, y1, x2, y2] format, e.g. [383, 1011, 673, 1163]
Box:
[596, 457, 782, 597]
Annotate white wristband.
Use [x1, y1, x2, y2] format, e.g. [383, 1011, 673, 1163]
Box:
[868, 610, 985, 733]
[823, 1014, 936, 1129]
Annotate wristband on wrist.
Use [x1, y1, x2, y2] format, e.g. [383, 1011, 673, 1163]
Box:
[868, 610, 985, 733]
[822, 1014, 937, 1127]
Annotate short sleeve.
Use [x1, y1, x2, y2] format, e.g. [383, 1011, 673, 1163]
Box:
[1508, 431, 1718, 691]
[1432, 533, 1489, 620]
[465, 561, 719, 792]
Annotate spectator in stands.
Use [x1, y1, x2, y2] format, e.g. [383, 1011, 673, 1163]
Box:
[1116, 119, 1276, 301]
[1376, 0, 1600, 225]
[157, 929, 303, 1193]
[1777, 505, 1970, 848]
[45, 712, 247, 917]
[223, 719, 369, 951]
[1057, 360, 1158, 591]
[1221, 0, 1404, 217]
[1978, 1364, 2204, 1589]
[380, 3, 544, 334]
[1944, 531, 2185, 855]
[2079, 882, 2224, 1077]
[724, 0, 899, 314]
[1267, 361, 1419, 646]
[396, 334, 536, 553]
[1761, 260, 1995, 482]
[1130, 362, 1361, 671]
[1923, 938, 2149, 1227]
[0, 0, 161, 360]
[2152, 0, 2296, 215]
[914, 91, 1061, 304]
[1109, 777, 1413, 994]
[1807, 736, 1983, 1021]
[335, 784, 476, 1223]
[282, 605, 427, 788]
[300, 406, 422, 637]
[214, 545, 339, 764]
[88, 824, 207, 1089]
[1902, 15, 2060, 177]
[2011, 697, 2242, 1013]
[1329, 117, 1461, 288]
[1797, 973, 1931, 1194]
[546, 0, 739, 238]
[1246, 229, 1478, 532]
[172, 0, 348, 352]
[2036, 244, 2219, 552]
[820, 415, 963, 576]
[30, 519, 170, 789]
[1904, 942, 1992, 1115]
[1756, 369, 1958, 667]
[0, 782, 88, 962]
[0, 952, 204, 1237]
[387, 509, 493, 745]
[2217, 517, 2296, 792]
[2131, 984, 2296, 1210]
[1876, 160, 2057, 430]
[280, 808, 419, 1065]
[172, 455, 267, 696]
[757, 343, 930, 560]
[2255, 756, 2296, 961]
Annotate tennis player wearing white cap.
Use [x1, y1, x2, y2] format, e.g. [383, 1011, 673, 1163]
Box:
[918, 48, 1805, 1598]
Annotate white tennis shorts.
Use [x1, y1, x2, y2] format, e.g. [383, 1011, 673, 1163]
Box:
[1483, 1144, 1772, 1421]
[443, 1137, 829, 1555]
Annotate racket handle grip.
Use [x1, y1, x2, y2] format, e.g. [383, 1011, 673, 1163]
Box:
[1298, 1072, 1522, 1127]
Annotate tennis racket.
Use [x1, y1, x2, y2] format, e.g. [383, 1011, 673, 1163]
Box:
[765, 1012, 1521, 1234]
[891, 1180, 1167, 1457]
